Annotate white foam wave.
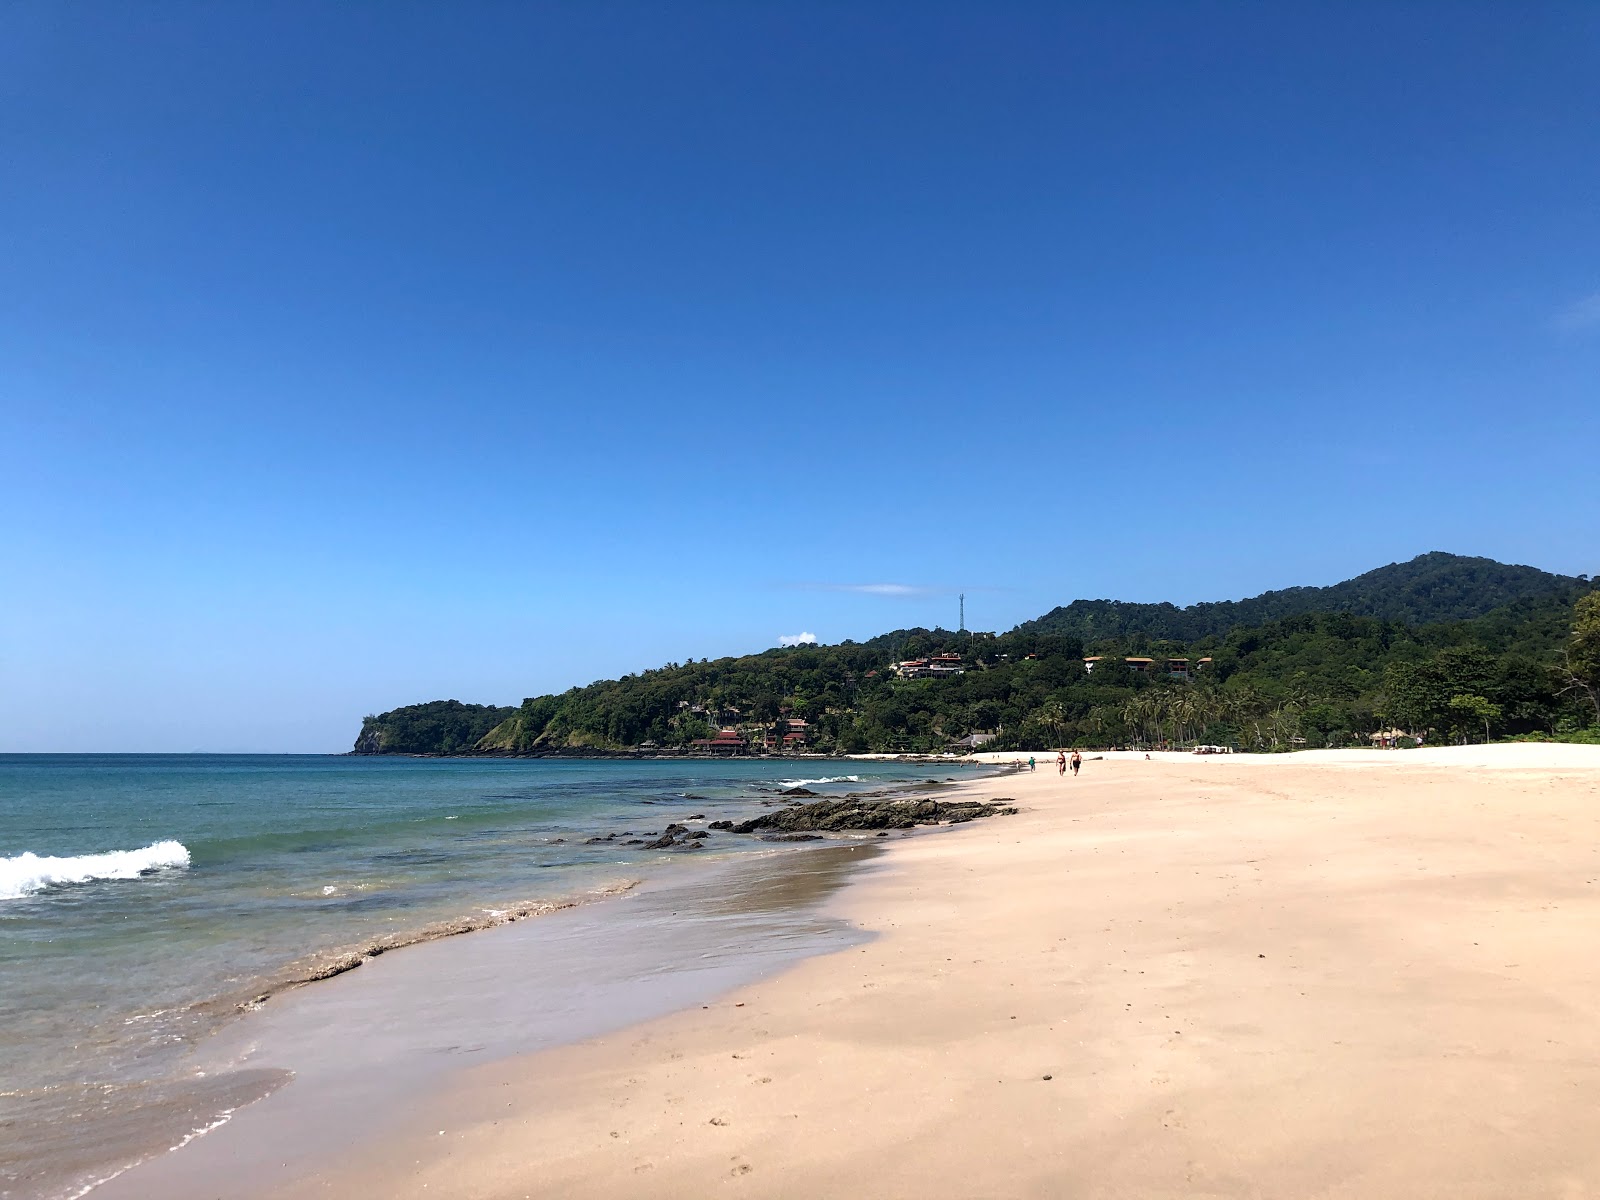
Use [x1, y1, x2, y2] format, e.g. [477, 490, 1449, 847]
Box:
[777, 775, 862, 788]
[0, 840, 192, 900]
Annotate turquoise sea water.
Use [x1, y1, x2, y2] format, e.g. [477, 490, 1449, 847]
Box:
[0, 754, 952, 1198]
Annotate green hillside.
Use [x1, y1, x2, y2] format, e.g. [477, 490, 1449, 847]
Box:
[353, 700, 515, 755]
[1019, 552, 1587, 642]
[353, 554, 1598, 756]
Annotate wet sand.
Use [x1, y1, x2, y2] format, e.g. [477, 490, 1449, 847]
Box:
[222, 744, 1600, 1199]
[87, 844, 883, 1200]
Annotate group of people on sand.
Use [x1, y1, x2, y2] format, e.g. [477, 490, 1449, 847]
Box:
[1027, 751, 1082, 776]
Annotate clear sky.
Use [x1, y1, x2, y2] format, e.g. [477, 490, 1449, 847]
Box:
[3, 2, 1597, 752]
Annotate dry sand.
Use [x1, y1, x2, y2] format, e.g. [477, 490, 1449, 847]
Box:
[279, 745, 1600, 1199]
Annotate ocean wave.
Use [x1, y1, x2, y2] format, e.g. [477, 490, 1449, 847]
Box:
[0, 841, 191, 901]
[776, 775, 862, 788]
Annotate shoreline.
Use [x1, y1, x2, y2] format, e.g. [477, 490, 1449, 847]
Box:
[86, 840, 901, 1200]
[76, 771, 1021, 1200]
[7, 760, 1002, 1200]
[195, 743, 1600, 1198]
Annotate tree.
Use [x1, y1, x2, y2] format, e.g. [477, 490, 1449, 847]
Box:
[1448, 694, 1501, 743]
[1037, 700, 1072, 748]
[1561, 593, 1600, 723]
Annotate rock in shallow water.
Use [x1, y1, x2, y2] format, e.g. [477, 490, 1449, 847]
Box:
[732, 797, 1017, 835]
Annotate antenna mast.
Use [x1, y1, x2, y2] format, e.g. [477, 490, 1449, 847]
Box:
[959, 593, 965, 633]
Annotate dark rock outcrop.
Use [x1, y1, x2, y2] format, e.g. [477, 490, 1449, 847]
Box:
[732, 797, 1018, 835]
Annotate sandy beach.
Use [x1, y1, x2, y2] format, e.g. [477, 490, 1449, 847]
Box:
[119, 745, 1600, 1198]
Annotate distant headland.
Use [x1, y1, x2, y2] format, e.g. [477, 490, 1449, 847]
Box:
[353, 553, 1600, 758]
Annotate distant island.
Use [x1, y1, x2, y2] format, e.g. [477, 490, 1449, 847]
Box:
[354, 553, 1600, 757]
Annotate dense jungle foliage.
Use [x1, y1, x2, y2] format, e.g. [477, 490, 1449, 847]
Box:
[355, 555, 1599, 755]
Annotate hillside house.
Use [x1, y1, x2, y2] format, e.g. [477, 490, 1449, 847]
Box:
[894, 655, 966, 679]
[1088, 652, 1203, 681]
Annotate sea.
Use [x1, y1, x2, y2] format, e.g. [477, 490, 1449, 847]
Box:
[0, 754, 979, 1200]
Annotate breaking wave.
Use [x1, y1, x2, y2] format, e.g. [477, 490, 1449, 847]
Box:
[0, 841, 192, 900]
[777, 775, 862, 788]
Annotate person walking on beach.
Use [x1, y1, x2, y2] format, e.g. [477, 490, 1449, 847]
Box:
[1070, 750, 1082, 777]
[1028, 755, 1036, 772]
[1056, 750, 1066, 776]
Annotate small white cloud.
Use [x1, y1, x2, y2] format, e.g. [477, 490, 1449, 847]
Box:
[794, 582, 935, 597]
[782, 581, 1005, 599]
[849, 583, 924, 596]
[1555, 292, 1600, 332]
[779, 632, 818, 646]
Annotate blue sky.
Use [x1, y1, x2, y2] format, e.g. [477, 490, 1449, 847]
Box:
[3, 2, 1597, 752]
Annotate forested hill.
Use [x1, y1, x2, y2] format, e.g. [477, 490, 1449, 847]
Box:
[351, 700, 515, 756]
[1018, 553, 1587, 643]
[352, 552, 1600, 757]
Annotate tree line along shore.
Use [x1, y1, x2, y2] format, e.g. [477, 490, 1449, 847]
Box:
[354, 553, 1600, 758]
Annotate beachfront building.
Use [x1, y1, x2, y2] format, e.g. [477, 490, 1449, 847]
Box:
[1369, 728, 1420, 749]
[690, 728, 748, 756]
[951, 732, 997, 752]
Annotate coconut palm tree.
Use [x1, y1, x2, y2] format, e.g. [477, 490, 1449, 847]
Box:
[1038, 700, 1069, 749]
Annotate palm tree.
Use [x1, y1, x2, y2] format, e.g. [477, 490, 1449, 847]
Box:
[1038, 700, 1069, 749]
